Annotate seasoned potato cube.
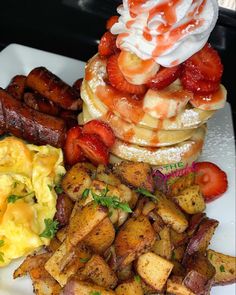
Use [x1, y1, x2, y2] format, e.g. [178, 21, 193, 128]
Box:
[207, 249, 236, 285]
[173, 185, 206, 214]
[115, 215, 156, 268]
[82, 255, 118, 289]
[169, 172, 195, 196]
[152, 226, 172, 260]
[113, 161, 154, 192]
[167, 276, 195, 295]
[156, 196, 188, 233]
[63, 279, 116, 295]
[170, 229, 188, 248]
[96, 164, 121, 186]
[45, 241, 91, 287]
[115, 278, 144, 295]
[66, 202, 107, 250]
[61, 162, 95, 201]
[84, 217, 115, 254]
[136, 252, 173, 292]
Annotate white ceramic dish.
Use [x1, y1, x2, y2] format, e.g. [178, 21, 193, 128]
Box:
[0, 44, 235, 295]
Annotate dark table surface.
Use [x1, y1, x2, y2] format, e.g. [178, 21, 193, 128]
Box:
[0, 0, 235, 133]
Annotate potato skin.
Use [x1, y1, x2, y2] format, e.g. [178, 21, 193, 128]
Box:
[55, 193, 74, 227]
[115, 215, 156, 268]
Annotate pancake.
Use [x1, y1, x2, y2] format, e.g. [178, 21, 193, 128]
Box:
[109, 125, 207, 166]
[81, 103, 198, 147]
[82, 54, 216, 130]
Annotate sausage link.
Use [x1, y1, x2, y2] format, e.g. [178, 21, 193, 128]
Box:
[26, 67, 82, 110]
[24, 92, 60, 116]
[0, 88, 66, 147]
[5, 75, 26, 100]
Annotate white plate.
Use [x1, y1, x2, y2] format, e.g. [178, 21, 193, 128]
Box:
[0, 44, 235, 295]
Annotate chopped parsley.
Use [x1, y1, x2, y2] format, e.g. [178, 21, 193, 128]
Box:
[89, 292, 101, 295]
[135, 188, 157, 201]
[55, 184, 63, 194]
[82, 187, 132, 213]
[220, 265, 225, 272]
[134, 275, 141, 283]
[7, 191, 34, 203]
[79, 257, 90, 263]
[39, 219, 59, 239]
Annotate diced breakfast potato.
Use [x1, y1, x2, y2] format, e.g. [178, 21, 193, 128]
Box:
[167, 276, 195, 295]
[113, 161, 154, 192]
[81, 254, 118, 289]
[207, 249, 236, 285]
[173, 185, 206, 214]
[156, 195, 188, 233]
[44, 241, 91, 287]
[136, 252, 174, 292]
[96, 164, 121, 186]
[169, 172, 195, 196]
[61, 162, 95, 201]
[66, 202, 107, 250]
[186, 217, 219, 255]
[63, 279, 116, 295]
[152, 226, 172, 260]
[115, 279, 144, 295]
[115, 215, 156, 268]
[183, 253, 216, 295]
[170, 229, 188, 248]
[84, 217, 115, 254]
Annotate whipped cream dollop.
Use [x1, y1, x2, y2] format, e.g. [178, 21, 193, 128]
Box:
[111, 0, 218, 67]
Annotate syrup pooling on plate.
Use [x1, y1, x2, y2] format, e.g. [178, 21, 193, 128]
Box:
[111, 0, 218, 66]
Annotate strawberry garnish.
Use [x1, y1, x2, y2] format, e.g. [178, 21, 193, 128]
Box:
[98, 31, 117, 57]
[107, 53, 146, 95]
[146, 65, 182, 90]
[77, 134, 109, 165]
[181, 69, 219, 95]
[184, 43, 223, 82]
[82, 119, 115, 148]
[106, 15, 119, 31]
[64, 126, 85, 165]
[194, 162, 228, 203]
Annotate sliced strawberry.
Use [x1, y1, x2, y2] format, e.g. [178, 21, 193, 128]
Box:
[107, 53, 147, 95]
[146, 65, 182, 90]
[181, 69, 219, 95]
[98, 31, 117, 57]
[77, 134, 109, 165]
[82, 119, 115, 148]
[184, 43, 223, 82]
[194, 162, 228, 203]
[106, 15, 119, 31]
[64, 126, 85, 165]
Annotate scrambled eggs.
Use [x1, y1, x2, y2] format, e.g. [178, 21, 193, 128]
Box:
[0, 136, 66, 266]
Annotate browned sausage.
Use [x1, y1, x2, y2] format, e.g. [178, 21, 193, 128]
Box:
[72, 78, 83, 94]
[55, 193, 74, 227]
[24, 92, 60, 116]
[26, 67, 82, 110]
[0, 88, 66, 147]
[5, 75, 26, 100]
[60, 109, 78, 129]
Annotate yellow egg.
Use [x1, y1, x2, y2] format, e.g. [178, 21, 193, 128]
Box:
[0, 136, 66, 267]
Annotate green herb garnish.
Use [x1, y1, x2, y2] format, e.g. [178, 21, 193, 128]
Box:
[89, 292, 101, 295]
[55, 184, 63, 194]
[39, 219, 59, 239]
[220, 265, 225, 272]
[91, 187, 132, 213]
[135, 188, 157, 201]
[82, 188, 90, 199]
[79, 257, 90, 263]
[134, 275, 141, 283]
[7, 191, 34, 204]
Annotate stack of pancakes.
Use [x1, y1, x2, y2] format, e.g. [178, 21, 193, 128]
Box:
[79, 54, 220, 167]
